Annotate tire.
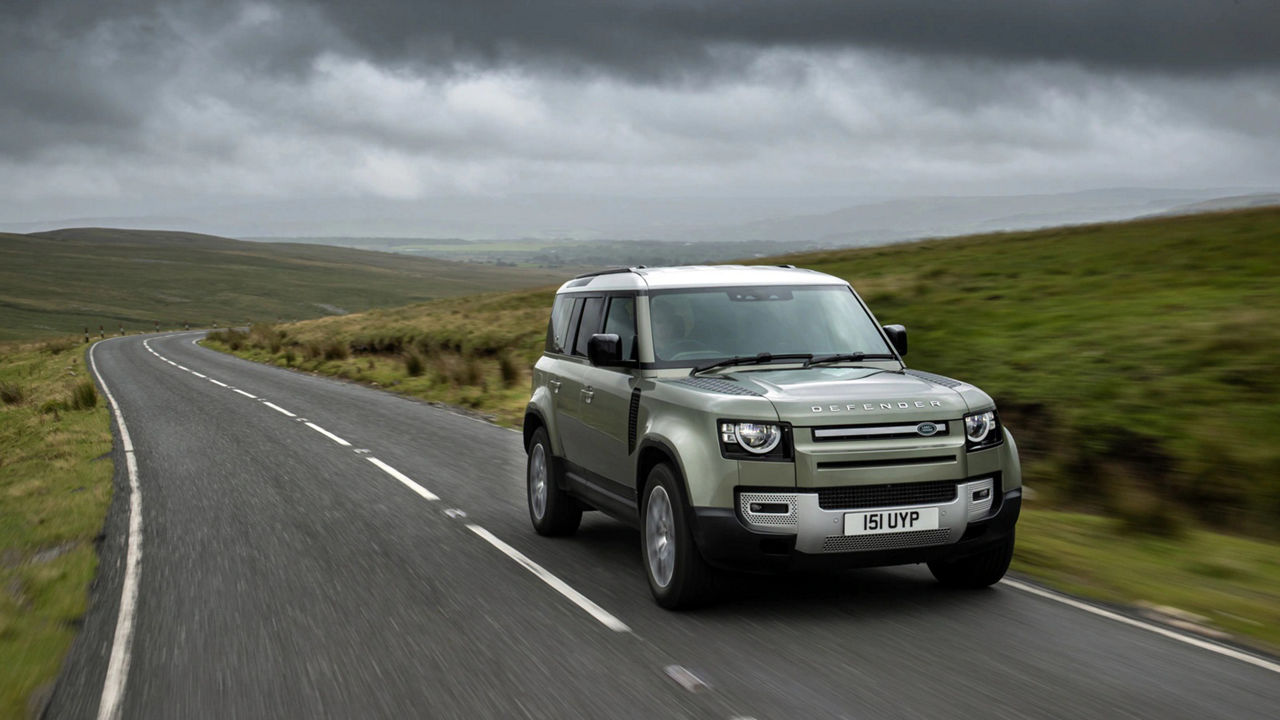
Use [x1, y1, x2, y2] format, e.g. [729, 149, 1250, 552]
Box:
[641, 462, 715, 609]
[928, 530, 1015, 588]
[526, 427, 581, 536]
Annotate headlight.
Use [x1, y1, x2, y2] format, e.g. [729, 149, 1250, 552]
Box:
[964, 410, 1002, 450]
[719, 420, 792, 460]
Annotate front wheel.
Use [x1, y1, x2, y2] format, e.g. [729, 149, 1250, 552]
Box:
[927, 530, 1015, 588]
[526, 427, 581, 536]
[641, 462, 714, 609]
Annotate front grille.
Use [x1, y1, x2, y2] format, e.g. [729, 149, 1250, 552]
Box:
[817, 480, 957, 510]
[822, 529, 952, 552]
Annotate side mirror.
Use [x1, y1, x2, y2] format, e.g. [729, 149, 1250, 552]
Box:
[587, 333, 624, 366]
[882, 324, 908, 356]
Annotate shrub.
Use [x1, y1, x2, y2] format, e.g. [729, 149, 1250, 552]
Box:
[70, 379, 97, 410]
[283, 349, 297, 366]
[404, 351, 426, 377]
[0, 381, 26, 405]
[497, 353, 521, 388]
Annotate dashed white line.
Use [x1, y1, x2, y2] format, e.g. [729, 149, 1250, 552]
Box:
[177, 365, 190, 371]
[262, 401, 296, 417]
[1001, 579, 1280, 675]
[465, 524, 631, 633]
[208, 379, 229, 388]
[88, 339, 142, 720]
[305, 422, 351, 446]
[232, 388, 258, 399]
[366, 457, 439, 501]
[190, 372, 206, 378]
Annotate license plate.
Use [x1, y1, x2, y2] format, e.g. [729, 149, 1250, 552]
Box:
[844, 507, 939, 535]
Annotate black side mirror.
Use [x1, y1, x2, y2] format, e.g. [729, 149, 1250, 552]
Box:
[587, 333, 624, 366]
[882, 324, 908, 357]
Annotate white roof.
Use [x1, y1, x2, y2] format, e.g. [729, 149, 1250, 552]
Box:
[557, 265, 846, 293]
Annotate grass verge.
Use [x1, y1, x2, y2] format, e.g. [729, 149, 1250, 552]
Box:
[1014, 506, 1280, 653]
[0, 338, 113, 718]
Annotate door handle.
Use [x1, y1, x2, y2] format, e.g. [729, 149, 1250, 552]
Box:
[581, 387, 595, 404]
[549, 379, 561, 393]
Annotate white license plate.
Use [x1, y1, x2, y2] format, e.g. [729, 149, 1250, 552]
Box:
[844, 507, 939, 536]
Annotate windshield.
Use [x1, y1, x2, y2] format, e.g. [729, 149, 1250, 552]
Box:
[648, 285, 894, 366]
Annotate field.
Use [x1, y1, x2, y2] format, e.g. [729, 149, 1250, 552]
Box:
[0, 339, 113, 717]
[0, 228, 571, 341]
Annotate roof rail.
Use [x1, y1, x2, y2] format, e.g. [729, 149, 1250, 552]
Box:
[572, 266, 643, 280]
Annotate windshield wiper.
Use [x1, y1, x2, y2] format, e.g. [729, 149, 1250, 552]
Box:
[691, 353, 813, 376]
[804, 352, 897, 368]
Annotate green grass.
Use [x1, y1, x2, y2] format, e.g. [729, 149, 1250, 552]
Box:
[0, 228, 571, 341]
[1014, 506, 1280, 652]
[0, 339, 114, 718]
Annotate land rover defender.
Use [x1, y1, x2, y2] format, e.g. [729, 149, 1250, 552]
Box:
[523, 265, 1021, 608]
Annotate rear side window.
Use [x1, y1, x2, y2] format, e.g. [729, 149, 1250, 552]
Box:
[603, 296, 637, 361]
[572, 297, 605, 357]
[546, 296, 574, 354]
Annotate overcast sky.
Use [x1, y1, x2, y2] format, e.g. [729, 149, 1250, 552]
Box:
[2, 0, 1278, 229]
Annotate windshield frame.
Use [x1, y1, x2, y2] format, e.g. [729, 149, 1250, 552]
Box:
[641, 283, 900, 370]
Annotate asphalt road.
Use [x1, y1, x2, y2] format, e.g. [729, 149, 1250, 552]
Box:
[46, 332, 1280, 719]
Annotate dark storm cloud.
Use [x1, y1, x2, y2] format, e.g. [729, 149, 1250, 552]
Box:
[304, 0, 1280, 79]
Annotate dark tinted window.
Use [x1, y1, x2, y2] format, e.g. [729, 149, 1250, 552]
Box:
[572, 297, 605, 357]
[602, 296, 637, 361]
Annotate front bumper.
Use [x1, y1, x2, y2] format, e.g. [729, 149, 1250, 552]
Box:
[692, 487, 1021, 573]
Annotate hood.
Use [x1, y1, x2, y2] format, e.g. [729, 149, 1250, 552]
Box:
[723, 367, 977, 426]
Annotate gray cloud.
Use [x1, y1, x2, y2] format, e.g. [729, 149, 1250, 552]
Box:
[0, 0, 1277, 229]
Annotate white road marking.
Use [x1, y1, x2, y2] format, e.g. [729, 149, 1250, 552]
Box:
[208, 379, 229, 388]
[366, 457, 439, 501]
[190, 372, 206, 379]
[232, 388, 257, 399]
[465, 524, 631, 633]
[177, 365, 190, 371]
[88, 339, 143, 720]
[305, 422, 351, 446]
[262, 401, 296, 417]
[664, 665, 710, 693]
[1002, 579, 1280, 674]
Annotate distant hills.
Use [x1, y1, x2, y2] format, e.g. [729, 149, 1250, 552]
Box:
[4, 188, 1277, 244]
[0, 228, 569, 341]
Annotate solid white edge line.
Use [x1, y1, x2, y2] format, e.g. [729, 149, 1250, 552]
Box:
[305, 422, 351, 446]
[261, 401, 296, 418]
[88, 339, 143, 720]
[209, 379, 228, 388]
[366, 457, 439, 501]
[465, 524, 631, 633]
[232, 388, 257, 399]
[1001, 579, 1280, 674]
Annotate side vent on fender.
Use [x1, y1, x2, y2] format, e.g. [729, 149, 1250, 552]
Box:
[628, 388, 642, 454]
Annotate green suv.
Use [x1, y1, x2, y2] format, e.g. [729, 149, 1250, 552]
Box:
[523, 265, 1022, 608]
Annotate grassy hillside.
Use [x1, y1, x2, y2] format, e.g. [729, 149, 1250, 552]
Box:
[0, 338, 113, 717]
[207, 206, 1280, 537]
[0, 228, 570, 341]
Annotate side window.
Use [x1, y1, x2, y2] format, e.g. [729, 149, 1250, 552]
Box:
[545, 296, 574, 354]
[602, 296, 637, 361]
[572, 297, 605, 357]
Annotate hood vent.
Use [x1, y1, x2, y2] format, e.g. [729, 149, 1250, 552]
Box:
[670, 377, 761, 396]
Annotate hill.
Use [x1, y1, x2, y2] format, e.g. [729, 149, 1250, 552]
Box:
[205, 206, 1280, 537]
[0, 228, 570, 341]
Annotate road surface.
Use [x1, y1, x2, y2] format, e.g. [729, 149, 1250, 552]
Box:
[46, 332, 1280, 719]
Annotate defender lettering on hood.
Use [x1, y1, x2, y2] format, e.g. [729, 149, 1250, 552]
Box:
[812, 400, 944, 413]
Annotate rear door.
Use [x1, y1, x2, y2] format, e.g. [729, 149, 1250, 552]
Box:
[556, 295, 604, 465]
